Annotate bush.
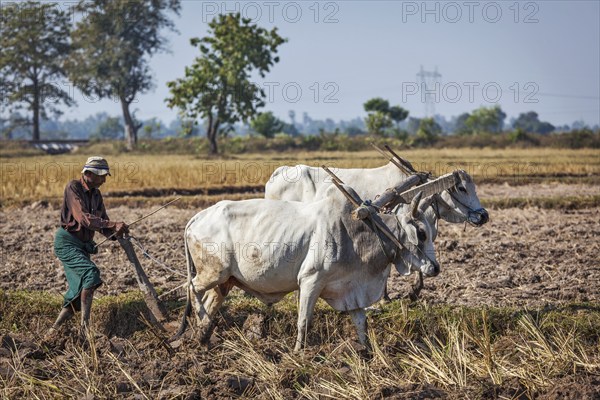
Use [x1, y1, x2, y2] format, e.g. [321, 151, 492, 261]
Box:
[8, 128, 596, 158]
[508, 128, 540, 146]
[546, 129, 600, 149]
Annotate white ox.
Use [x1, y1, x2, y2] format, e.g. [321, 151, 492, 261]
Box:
[265, 161, 489, 299]
[180, 185, 438, 350]
[266, 162, 489, 231]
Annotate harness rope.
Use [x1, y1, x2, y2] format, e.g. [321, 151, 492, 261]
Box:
[127, 236, 186, 278]
[446, 186, 485, 226]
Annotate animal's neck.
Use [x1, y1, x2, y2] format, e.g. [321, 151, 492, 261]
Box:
[435, 194, 467, 224]
[368, 216, 400, 267]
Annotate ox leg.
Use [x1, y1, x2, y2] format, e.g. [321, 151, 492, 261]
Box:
[172, 283, 208, 341]
[408, 271, 424, 302]
[349, 308, 369, 347]
[196, 287, 227, 343]
[189, 265, 231, 341]
[294, 281, 322, 352]
[190, 284, 206, 323]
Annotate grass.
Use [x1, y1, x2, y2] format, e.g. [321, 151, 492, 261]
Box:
[1, 148, 599, 208]
[1, 289, 599, 399]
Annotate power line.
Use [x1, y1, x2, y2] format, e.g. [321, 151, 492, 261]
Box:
[537, 92, 600, 100]
[416, 65, 441, 117]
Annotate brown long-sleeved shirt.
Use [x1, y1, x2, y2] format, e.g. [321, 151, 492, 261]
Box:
[60, 177, 116, 242]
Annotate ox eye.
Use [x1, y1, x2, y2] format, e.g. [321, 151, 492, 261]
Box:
[417, 228, 427, 241]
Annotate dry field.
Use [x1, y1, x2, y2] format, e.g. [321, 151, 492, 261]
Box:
[1, 148, 599, 207]
[1, 147, 599, 398]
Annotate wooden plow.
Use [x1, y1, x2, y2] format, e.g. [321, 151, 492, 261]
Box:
[98, 198, 181, 332]
[118, 237, 169, 329]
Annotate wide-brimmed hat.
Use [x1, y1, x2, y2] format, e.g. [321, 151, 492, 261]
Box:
[81, 156, 111, 176]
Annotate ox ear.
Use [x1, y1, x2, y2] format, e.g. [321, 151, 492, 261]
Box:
[405, 223, 419, 246]
[410, 191, 423, 219]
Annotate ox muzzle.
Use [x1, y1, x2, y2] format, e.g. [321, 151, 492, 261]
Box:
[421, 260, 440, 277]
[468, 208, 489, 226]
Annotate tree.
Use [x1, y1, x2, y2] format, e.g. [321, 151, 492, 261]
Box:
[288, 110, 297, 127]
[513, 111, 555, 134]
[166, 13, 285, 154]
[0, 2, 74, 141]
[90, 116, 124, 140]
[364, 98, 390, 114]
[170, 117, 200, 137]
[412, 117, 441, 146]
[465, 105, 506, 134]
[282, 122, 299, 136]
[452, 112, 471, 135]
[141, 118, 164, 139]
[66, 0, 181, 150]
[365, 112, 392, 136]
[363, 98, 390, 136]
[251, 111, 284, 138]
[363, 98, 408, 136]
[388, 105, 409, 128]
[0, 112, 28, 139]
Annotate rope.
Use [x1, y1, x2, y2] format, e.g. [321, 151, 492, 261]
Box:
[446, 186, 484, 227]
[127, 236, 186, 278]
[158, 282, 187, 299]
[361, 199, 380, 212]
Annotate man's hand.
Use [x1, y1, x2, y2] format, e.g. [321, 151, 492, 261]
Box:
[114, 222, 129, 237]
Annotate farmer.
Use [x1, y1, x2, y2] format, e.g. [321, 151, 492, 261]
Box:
[46, 156, 128, 340]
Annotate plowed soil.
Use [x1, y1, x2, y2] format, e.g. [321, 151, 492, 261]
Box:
[1, 183, 599, 398]
[2, 203, 599, 308]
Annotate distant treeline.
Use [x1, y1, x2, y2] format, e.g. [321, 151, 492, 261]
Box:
[1, 109, 598, 143]
[27, 129, 595, 155]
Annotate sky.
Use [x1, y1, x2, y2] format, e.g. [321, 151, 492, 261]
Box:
[56, 0, 600, 127]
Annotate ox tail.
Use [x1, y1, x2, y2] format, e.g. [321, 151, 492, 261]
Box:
[172, 228, 195, 340]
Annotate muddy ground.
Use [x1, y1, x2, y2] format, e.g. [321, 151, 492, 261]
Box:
[1, 183, 599, 308]
[1, 182, 599, 398]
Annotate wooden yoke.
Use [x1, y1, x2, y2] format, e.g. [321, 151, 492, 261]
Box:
[350, 172, 459, 220]
[371, 143, 430, 183]
[383, 144, 417, 173]
[352, 174, 422, 220]
[392, 172, 458, 205]
[370, 143, 413, 176]
[321, 165, 407, 251]
[321, 165, 359, 206]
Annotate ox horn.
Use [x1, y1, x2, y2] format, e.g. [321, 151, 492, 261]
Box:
[410, 191, 423, 218]
[418, 195, 435, 214]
